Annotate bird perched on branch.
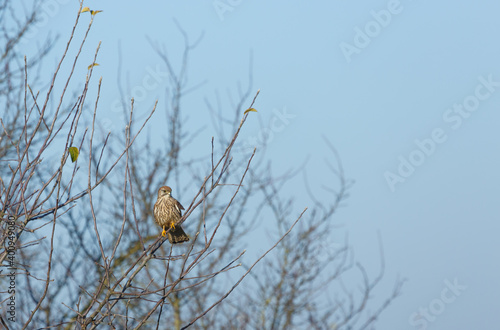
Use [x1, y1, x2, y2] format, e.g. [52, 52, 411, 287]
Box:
[154, 186, 189, 244]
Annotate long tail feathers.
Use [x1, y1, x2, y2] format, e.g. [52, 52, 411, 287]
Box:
[167, 226, 190, 244]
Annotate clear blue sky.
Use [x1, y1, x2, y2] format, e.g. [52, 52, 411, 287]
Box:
[18, 1, 500, 328]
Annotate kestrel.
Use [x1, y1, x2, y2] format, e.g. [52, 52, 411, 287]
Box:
[153, 186, 189, 244]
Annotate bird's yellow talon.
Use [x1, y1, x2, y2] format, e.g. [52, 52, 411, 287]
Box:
[170, 222, 176, 230]
[161, 226, 167, 237]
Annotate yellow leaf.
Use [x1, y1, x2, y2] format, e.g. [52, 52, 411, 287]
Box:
[81, 7, 102, 15]
[88, 63, 99, 70]
[244, 108, 257, 115]
[69, 147, 79, 163]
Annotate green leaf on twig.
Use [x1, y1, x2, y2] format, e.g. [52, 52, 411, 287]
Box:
[69, 147, 79, 163]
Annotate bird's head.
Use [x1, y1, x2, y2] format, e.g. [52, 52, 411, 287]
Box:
[158, 186, 172, 198]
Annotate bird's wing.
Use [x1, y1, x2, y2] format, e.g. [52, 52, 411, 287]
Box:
[175, 200, 185, 212]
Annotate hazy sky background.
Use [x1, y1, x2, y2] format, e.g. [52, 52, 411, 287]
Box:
[16, 1, 500, 328]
